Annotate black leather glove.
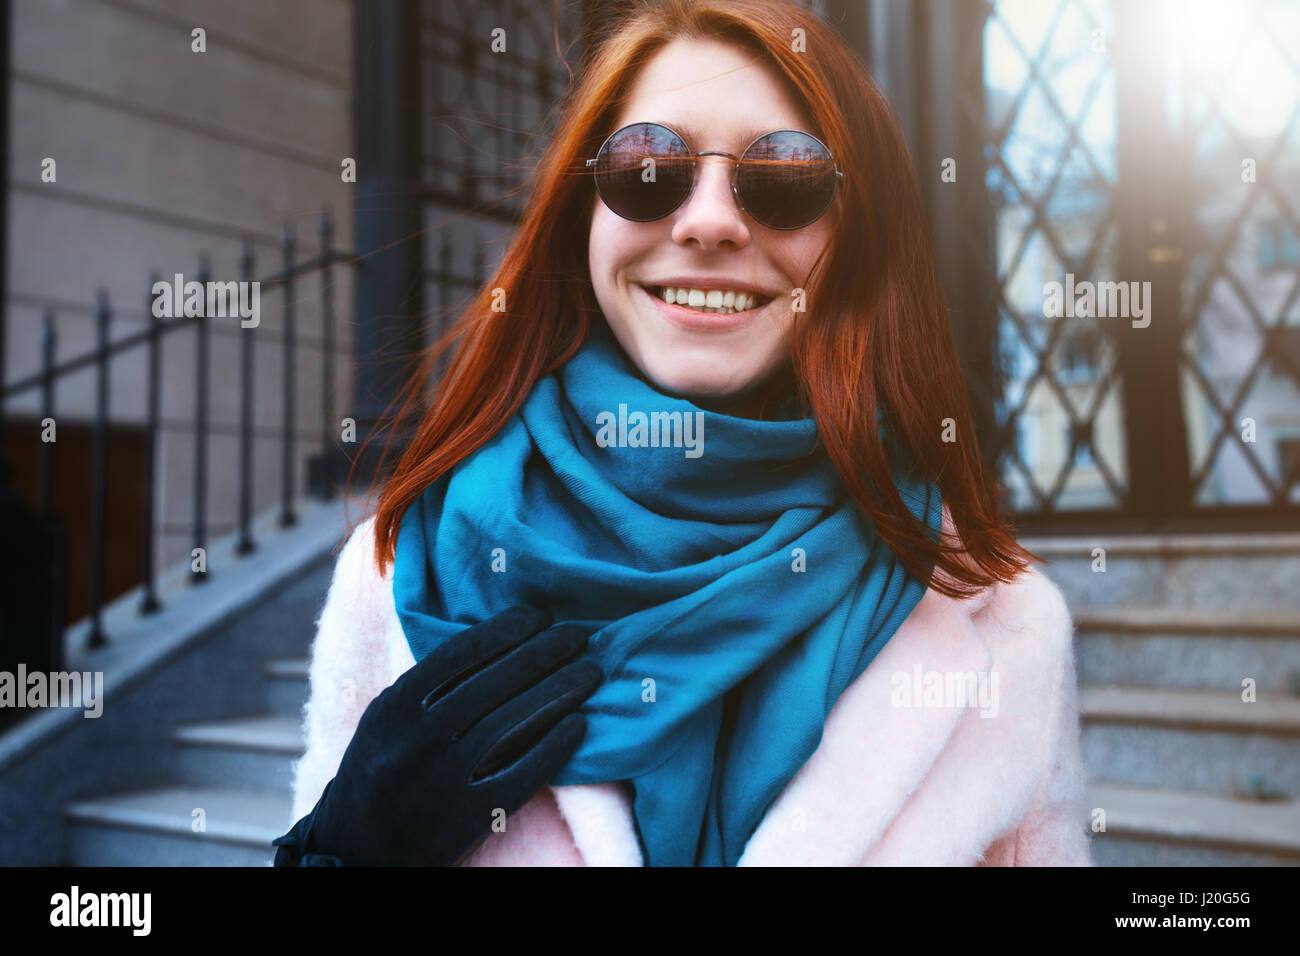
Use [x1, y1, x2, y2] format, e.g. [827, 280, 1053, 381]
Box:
[273, 604, 602, 866]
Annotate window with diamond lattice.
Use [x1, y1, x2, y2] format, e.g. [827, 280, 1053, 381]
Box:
[1169, 0, 1300, 507]
[981, 0, 1124, 514]
[971, 0, 1300, 526]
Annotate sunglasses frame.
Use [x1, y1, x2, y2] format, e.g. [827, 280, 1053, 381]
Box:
[585, 121, 844, 231]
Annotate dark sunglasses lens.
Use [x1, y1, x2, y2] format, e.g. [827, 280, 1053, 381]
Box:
[736, 131, 838, 229]
[594, 123, 694, 221]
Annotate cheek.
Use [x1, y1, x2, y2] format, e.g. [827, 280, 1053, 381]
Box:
[783, 225, 835, 292]
[587, 215, 605, 281]
[588, 209, 630, 291]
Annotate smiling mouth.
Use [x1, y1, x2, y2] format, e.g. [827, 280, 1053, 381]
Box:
[642, 284, 774, 315]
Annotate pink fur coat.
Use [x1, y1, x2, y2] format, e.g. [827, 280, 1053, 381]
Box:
[288, 511, 1094, 866]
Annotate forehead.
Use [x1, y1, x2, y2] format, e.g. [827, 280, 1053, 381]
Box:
[612, 38, 814, 148]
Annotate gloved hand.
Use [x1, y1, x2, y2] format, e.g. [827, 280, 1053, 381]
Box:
[273, 604, 602, 866]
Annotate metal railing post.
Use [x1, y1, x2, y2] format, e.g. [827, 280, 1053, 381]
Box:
[37, 310, 56, 516]
[191, 254, 210, 583]
[86, 291, 111, 649]
[280, 225, 298, 527]
[140, 274, 161, 612]
[318, 206, 335, 500]
[237, 239, 257, 554]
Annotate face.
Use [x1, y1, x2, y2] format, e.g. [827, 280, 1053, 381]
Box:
[587, 37, 839, 418]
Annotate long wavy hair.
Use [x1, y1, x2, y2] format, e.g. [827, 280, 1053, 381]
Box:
[355, 0, 1042, 600]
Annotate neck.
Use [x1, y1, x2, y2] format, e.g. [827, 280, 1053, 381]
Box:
[690, 368, 800, 421]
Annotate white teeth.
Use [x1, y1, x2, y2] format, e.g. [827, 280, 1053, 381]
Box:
[650, 285, 766, 314]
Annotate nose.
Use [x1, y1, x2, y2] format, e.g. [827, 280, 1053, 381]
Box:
[670, 155, 751, 250]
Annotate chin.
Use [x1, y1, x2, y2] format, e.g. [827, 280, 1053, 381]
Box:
[636, 353, 761, 403]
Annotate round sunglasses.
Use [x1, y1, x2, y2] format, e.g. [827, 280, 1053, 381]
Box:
[585, 121, 843, 231]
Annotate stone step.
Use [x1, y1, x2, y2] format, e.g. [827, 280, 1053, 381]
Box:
[1075, 606, 1299, 635]
[1086, 780, 1300, 866]
[1081, 684, 1300, 731]
[63, 786, 292, 866]
[1073, 605, 1300, 692]
[1022, 533, 1300, 610]
[265, 658, 308, 679]
[264, 658, 309, 717]
[171, 714, 303, 793]
[1080, 685, 1300, 796]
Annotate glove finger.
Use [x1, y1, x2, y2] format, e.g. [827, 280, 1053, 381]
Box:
[435, 623, 592, 735]
[460, 658, 602, 785]
[471, 710, 590, 798]
[398, 604, 553, 711]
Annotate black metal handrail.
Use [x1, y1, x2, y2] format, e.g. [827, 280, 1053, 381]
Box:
[0, 205, 358, 650]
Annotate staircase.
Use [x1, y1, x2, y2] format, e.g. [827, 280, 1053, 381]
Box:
[63, 658, 311, 866]
[0, 496, 351, 866]
[1023, 532, 1300, 866]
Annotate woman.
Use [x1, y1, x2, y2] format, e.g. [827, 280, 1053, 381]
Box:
[274, 0, 1092, 866]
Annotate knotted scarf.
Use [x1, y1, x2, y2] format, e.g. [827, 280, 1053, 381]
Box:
[392, 320, 943, 866]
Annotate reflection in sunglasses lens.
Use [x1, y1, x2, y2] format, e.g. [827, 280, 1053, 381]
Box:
[598, 123, 693, 221]
[737, 132, 836, 229]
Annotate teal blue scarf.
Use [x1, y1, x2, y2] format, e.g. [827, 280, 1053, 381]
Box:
[392, 321, 943, 866]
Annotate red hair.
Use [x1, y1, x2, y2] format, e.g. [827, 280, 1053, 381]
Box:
[354, 0, 1042, 600]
